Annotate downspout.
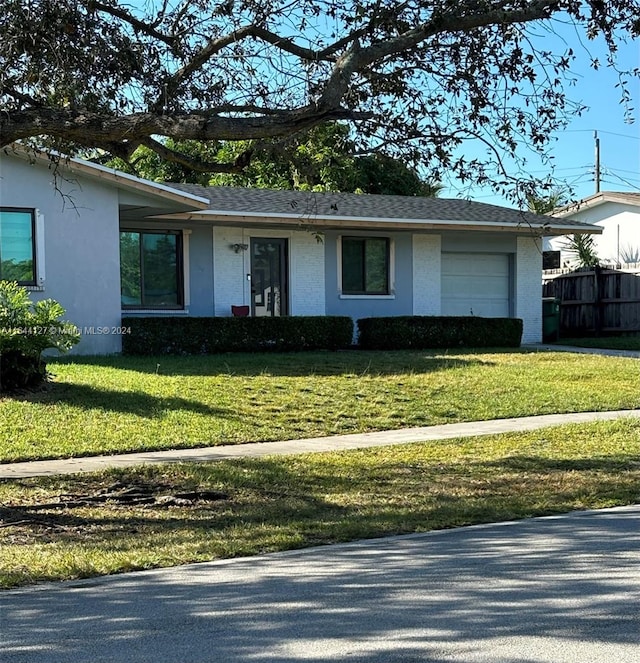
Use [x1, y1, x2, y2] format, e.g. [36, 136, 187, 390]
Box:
[211, 227, 216, 315]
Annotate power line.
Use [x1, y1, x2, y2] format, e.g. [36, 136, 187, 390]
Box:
[605, 166, 640, 179]
[523, 165, 594, 175]
[601, 180, 640, 191]
[602, 171, 640, 191]
[563, 129, 640, 140]
[604, 172, 640, 185]
[564, 173, 594, 186]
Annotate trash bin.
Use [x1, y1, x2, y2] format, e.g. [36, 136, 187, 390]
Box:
[542, 297, 560, 342]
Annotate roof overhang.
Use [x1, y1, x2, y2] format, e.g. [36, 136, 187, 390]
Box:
[554, 191, 640, 216]
[0, 146, 607, 233]
[148, 209, 600, 235]
[3, 144, 210, 211]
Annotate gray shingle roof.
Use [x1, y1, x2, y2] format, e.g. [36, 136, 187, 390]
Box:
[166, 183, 591, 229]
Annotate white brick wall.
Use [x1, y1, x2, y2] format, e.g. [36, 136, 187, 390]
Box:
[412, 234, 441, 315]
[515, 235, 543, 343]
[213, 227, 325, 316]
[290, 231, 326, 315]
[213, 227, 247, 316]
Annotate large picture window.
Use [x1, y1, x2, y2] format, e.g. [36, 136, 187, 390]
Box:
[0, 208, 36, 285]
[120, 230, 183, 309]
[341, 236, 390, 295]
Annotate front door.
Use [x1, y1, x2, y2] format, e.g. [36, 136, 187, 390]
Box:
[250, 238, 288, 317]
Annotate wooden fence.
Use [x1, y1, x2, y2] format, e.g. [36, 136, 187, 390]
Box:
[543, 268, 640, 335]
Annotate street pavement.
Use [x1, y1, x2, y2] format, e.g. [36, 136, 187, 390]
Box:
[1, 505, 639, 662]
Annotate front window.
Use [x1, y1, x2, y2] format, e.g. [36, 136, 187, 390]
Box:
[120, 230, 183, 308]
[0, 208, 36, 285]
[341, 236, 390, 295]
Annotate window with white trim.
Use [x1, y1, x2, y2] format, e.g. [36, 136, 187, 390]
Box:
[0, 208, 37, 285]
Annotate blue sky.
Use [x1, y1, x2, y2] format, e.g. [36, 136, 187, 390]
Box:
[120, 3, 638, 207]
[442, 25, 640, 207]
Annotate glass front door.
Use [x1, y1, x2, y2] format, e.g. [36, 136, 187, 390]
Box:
[250, 238, 288, 317]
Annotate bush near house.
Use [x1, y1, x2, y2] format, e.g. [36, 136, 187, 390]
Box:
[122, 315, 522, 355]
[0, 282, 80, 391]
[121, 315, 354, 355]
[357, 316, 523, 350]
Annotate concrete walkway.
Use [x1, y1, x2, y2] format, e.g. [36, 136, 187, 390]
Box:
[524, 343, 640, 358]
[2, 409, 640, 479]
[2, 505, 639, 662]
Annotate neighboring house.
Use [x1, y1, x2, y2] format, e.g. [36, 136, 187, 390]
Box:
[545, 191, 640, 268]
[0, 147, 597, 354]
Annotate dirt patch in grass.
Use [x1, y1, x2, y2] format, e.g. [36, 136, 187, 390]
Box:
[0, 476, 229, 540]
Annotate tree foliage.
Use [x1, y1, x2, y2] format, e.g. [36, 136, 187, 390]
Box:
[563, 234, 601, 268]
[527, 191, 600, 268]
[1, 0, 638, 200]
[525, 189, 568, 215]
[112, 123, 442, 195]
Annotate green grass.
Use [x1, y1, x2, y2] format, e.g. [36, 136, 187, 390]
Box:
[557, 336, 640, 351]
[1, 349, 639, 462]
[1, 418, 639, 588]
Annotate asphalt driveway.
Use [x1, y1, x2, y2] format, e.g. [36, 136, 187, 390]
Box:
[1, 505, 639, 662]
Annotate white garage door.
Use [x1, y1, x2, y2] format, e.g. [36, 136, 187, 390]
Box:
[441, 253, 511, 317]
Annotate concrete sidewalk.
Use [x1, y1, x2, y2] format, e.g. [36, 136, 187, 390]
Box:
[2, 409, 639, 479]
[524, 343, 640, 358]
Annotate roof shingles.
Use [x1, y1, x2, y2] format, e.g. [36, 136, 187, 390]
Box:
[166, 183, 593, 229]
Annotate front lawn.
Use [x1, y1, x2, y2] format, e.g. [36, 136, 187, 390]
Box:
[1, 418, 639, 588]
[1, 349, 639, 462]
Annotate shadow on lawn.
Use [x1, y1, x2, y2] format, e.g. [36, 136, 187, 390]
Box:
[3, 504, 639, 663]
[483, 454, 640, 473]
[6, 451, 640, 559]
[49, 349, 499, 377]
[22, 382, 230, 419]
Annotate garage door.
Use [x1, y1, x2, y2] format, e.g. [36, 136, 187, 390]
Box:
[441, 253, 511, 317]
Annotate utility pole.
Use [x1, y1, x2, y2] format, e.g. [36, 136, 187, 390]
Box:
[594, 130, 601, 193]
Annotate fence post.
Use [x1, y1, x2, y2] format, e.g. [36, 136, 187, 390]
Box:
[593, 266, 604, 336]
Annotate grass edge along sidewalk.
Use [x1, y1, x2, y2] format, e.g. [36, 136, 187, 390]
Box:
[2, 409, 640, 479]
[2, 349, 640, 464]
[1, 416, 640, 588]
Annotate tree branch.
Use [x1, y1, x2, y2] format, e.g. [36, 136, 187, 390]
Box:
[139, 136, 247, 173]
[318, 1, 561, 109]
[0, 107, 372, 147]
[82, 0, 177, 46]
[90, 1, 175, 45]
[156, 23, 347, 109]
[3, 0, 633, 199]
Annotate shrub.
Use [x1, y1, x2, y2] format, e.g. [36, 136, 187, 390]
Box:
[0, 281, 80, 391]
[357, 316, 523, 350]
[121, 316, 354, 355]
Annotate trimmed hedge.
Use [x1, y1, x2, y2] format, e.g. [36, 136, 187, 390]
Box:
[357, 316, 523, 350]
[121, 316, 354, 355]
